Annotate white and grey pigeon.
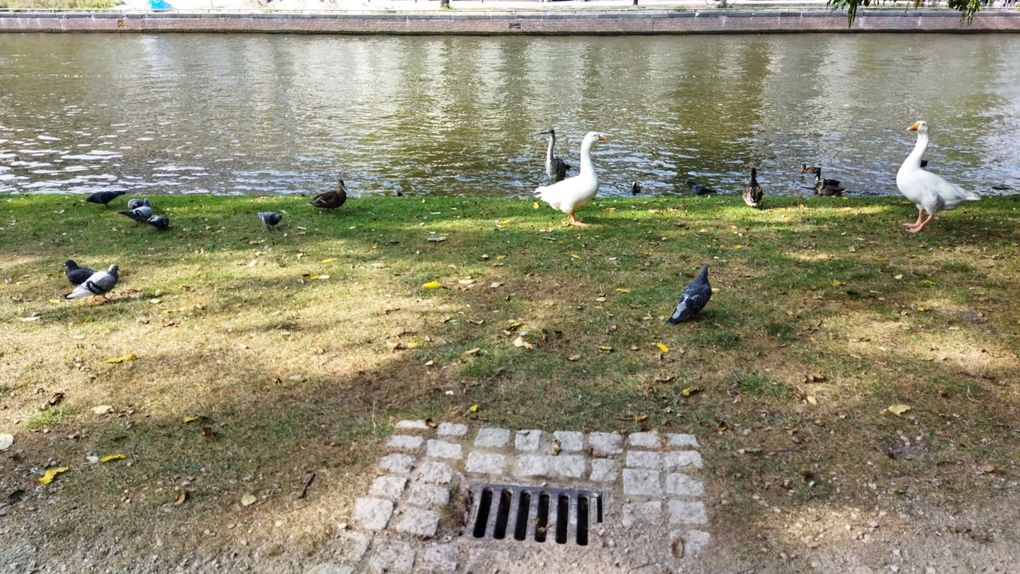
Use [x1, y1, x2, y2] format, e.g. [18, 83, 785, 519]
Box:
[118, 205, 154, 223]
[64, 259, 94, 286]
[65, 264, 119, 301]
[126, 198, 151, 210]
[258, 211, 283, 229]
[667, 265, 712, 324]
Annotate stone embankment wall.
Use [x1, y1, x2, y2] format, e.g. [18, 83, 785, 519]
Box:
[1, 10, 1019, 34]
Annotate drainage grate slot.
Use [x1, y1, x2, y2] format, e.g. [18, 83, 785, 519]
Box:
[467, 483, 606, 546]
[472, 488, 493, 538]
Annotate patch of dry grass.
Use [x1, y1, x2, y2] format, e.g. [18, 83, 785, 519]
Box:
[1, 193, 1018, 570]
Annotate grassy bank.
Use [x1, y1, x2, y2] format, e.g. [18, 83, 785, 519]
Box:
[1, 193, 1018, 570]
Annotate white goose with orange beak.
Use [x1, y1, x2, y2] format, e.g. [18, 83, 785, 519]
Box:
[895, 120, 980, 233]
[534, 131, 607, 227]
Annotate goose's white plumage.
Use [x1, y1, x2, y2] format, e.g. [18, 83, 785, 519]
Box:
[895, 120, 979, 233]
[534, 131, 606, 226]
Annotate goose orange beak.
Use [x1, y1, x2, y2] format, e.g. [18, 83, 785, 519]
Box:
[907, 121, 922, 132]
[597, 133, 608, 142]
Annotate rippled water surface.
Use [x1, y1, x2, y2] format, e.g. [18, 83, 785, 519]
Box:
[1, 33, 1019, 197]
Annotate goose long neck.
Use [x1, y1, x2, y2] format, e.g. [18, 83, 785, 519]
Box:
[579, 138, 596, 175]
[903, 131, 929, 170]
[545, 134, 555, 165]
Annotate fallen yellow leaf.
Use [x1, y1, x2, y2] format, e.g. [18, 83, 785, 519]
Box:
[681, 387, 703, 397]
[468, 404, 479, 413]
[48, 298, 61, 304]
[886, 404, 912, 416]
[240, 494, 257, 507]
[100, 454, 126, 463]
[569, 254, 581, 260]
[39, 467, 69, 485]
[320, 258, 337, 263]
[532, 201, 540, 209]
[422, 281, 441, 289]
[615, 288, 631, 293]
[656, 342, 669, 353]
[831, 279, 844, 287]
[104, 353, 138, 364]
[183, 416, 199, 423]
[174, 491, 188, 505]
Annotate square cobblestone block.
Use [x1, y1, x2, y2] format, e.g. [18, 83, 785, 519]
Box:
[474, 427, 511, 448]
[387, 435, 424, 452]
[392, 507, 440, 538]
[419, 544, 459, 573]
[415, 461, 454, 485]
[588, 432, 623, 457]
[664, 450, 704, 470]
[395, 420, 430, 431]
[628, 431, 661, 448]
[625, 450, 662, 469]
[406, 482, 450, 508]
[666, 433, 700, 449]
[367, 540, 416, 574]
[671, 529, 712, 556]
[466, 451, 507, 475]
[668, 499, 708, 525]
[553, 430, 584, 452]
[333, 530, 371, 565]
[666, 473, 705, 497]
[622, 500, 662, 527]
[426, 439, 463, 460]
[354, 497, 394, 531]
[513, 454, 552, 477]
[368, 475, 407, 500]
[622, 468, 662, 496]
[553, 454, 586, 478]
[514, 429, 543, 452]
[437, 422, 468, 437]
[589, 458, 618, 483]
[378, 453, 416, 475]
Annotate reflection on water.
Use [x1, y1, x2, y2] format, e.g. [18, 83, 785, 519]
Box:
[1, 33, 1018, 197]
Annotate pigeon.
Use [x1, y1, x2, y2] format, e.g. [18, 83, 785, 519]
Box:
[742, 167, 764, 209]
[258, 211, 283, 229]
[85, 191, 126, 207]
[126, 198, 151, 210]
[65, 264, 118, 301]
[631, 182, 642, 196]
[685, 180, 716, 196]
[146, 215, 170, 230]
[64, 259, 94, 286]
[311, 178, 347, 210]
[119, 205, 153, 223]
[667, 265, 712, 324]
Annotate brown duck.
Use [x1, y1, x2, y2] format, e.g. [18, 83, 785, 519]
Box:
[743, 167, 764, 209]
[814, 170, 845, 196]
[311, 178, 348, 210]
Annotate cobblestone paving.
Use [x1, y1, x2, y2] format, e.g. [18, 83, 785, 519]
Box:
[318, 422, 711, 573]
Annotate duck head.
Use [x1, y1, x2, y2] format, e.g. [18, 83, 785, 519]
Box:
[584, 132, 608, 144]
[908, 120, 928, 134]
[537, 129, 556, 137]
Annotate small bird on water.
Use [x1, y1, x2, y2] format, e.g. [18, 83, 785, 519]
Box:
[85, 191, 126, 207]
[64, 259, 94, 286]
[258, 211, 283, 230]
[667, 265, 712, 324]
[65, 264, 119, 303]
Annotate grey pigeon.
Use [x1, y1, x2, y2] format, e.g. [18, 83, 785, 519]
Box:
[258, 211, 283, 229]
[119, 205, 153, 223]
[631, 182, 642, 196]
[64, 259, 94, 286]
[127, 198, 151, 210]
[686, 180, 716, 196]
[146, 215, 170, 230]
[85, 191, 125, 207]
[65, 264, 119, 301]
[667, 265, 712, 324]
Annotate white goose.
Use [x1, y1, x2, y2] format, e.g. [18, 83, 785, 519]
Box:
[896, 120, 979, 233]
[534, 131, 607, 227]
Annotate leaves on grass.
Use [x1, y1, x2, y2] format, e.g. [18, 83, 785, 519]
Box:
[174, 491, 188, 505]
[426, 235, 447, 243]
[567, 354, 582, 362]
[0, 433, 13, 451]
[240, 494, 257, 507]
[104, 353, 138, 364]
[100, 454, 125, 463]
[656, 342, 670, 353]
[422, 281, 442, 289]
[463, 347, 482, 356]
[183, 416, 199, 423]
[615, 288, 631, 293]
[319, 258, 337, 264]
[512, 336, 533, 349]
[886, 404, 912, 416]
[468, 404, 479, 413]
[92, 405, 114, 415]
[681, 387, 703, 397]
[39, 467, 69, 485]
[597, 345, 613, 353]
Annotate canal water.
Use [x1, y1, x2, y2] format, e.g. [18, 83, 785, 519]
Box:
[1, 33, 1018, 197]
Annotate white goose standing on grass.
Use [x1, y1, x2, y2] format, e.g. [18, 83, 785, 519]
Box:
[534, 131, 607, 227]
[896, 120, 980, 233]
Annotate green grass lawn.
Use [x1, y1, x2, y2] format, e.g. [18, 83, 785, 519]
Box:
[1, 192, 1018, 567]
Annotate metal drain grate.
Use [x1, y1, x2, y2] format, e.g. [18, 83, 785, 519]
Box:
[466, 484, 605, 546]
